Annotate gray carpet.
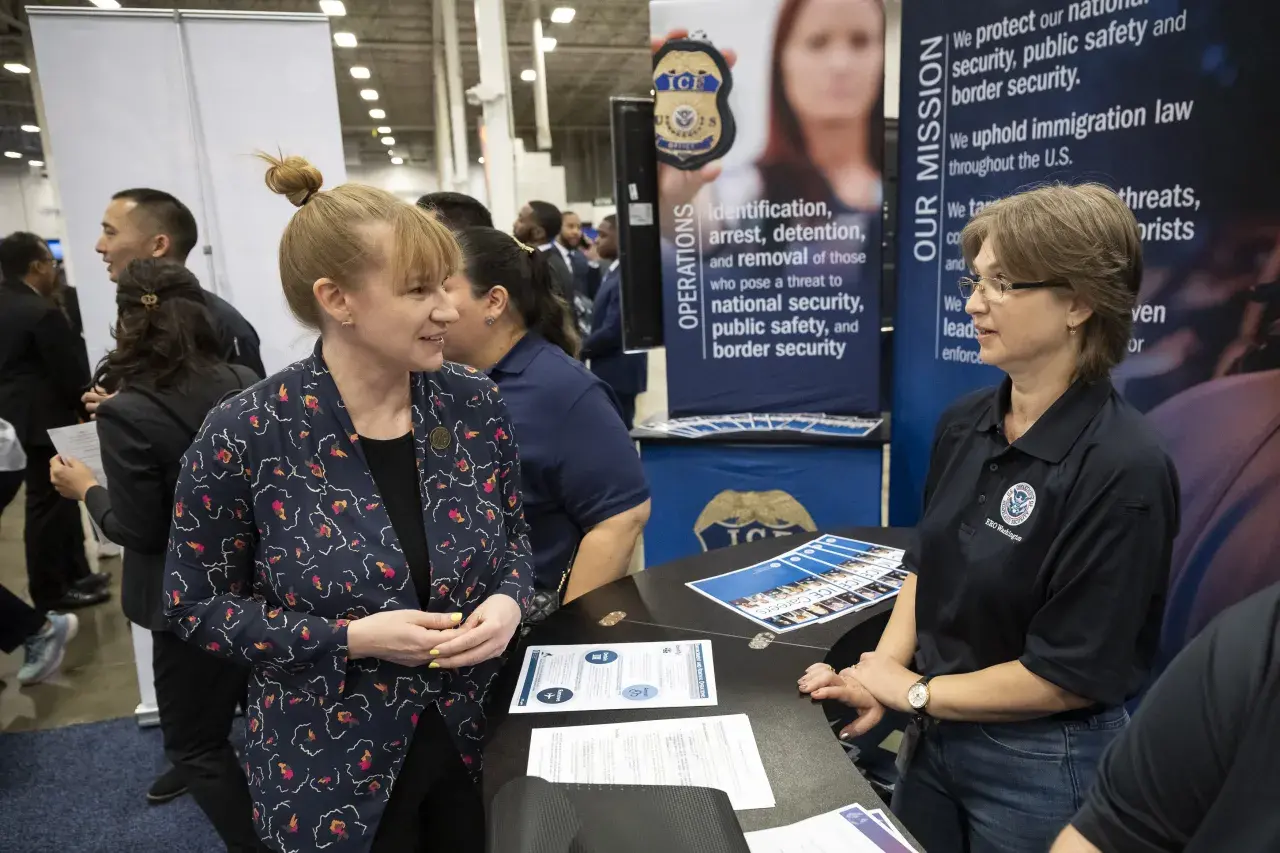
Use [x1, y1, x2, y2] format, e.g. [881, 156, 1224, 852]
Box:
[0, 717, 225, 852]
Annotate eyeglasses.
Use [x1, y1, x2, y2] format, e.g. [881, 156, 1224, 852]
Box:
[958, 275, 1065, 300]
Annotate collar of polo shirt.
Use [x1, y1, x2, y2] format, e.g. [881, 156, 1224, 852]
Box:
[974, 376, 1115, 463]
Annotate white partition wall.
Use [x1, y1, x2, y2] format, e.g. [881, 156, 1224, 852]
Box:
[28, 7, 347, 724]
[28, 7, 346, 375]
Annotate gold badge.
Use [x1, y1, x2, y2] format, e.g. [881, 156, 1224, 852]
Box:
[429, 427, 451, 451]
[653, 32, 736, 170]
[693, 489, 817, 552]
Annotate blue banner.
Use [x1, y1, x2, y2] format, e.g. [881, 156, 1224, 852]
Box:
[640, 442, 882, 567]
[650, 0, 885, 416]
[892, 0, 1280, 652]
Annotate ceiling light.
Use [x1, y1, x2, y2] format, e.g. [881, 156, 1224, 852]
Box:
[3, 151, 20, 159]
[333, 32, 357, 47]
[90, 0, 122, 8]
[319, 0, 346, 15]
[349, 66, 370, 79]
[381, 136, 396, 145]
[21, 124, 39, 133]
[29, 160, 44, 167]
[540, 37, 557, 52]
[359, 89, 378, 101]
[391, 157, 403, 165]
[520, 69, 537, 82]
[376, 126, 391, 134]
[549, 7, 575, 24]
[478, 156, 485, 164]
[3, 63, 31, 75]
[368, 108, 386, 119]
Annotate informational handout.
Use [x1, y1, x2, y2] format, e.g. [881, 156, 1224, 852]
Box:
[635, 413, 884, 439]
[510, 640, 717, 714]
[745, 803, 919, 853]
[47, 422, 107, 486]
[687, 535, 908, 633]
[526, 713, 775, 811]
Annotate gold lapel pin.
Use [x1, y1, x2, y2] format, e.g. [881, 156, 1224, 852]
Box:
[429, 426, 451, 451]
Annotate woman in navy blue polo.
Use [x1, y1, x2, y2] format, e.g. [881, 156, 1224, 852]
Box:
[800, 185, 1179, 853]
[443, 227, 651, 611]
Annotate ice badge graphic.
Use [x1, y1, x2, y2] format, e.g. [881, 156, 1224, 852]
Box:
[693, 489, 816, 552]
[652, 31, 736, 169]
[999, 482, 1037, 527]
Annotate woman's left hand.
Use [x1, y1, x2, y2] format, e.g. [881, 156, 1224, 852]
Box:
[49, 455, 98, 501]
[427, 594, 522, 669]
[846, 651, 921, 713]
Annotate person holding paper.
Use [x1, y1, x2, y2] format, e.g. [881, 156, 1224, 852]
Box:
[49, 259, 262, 836]
[800, 185, 1179, 853]
[0, 231, 106, 611]
[163, 155, 533, 853]
[442, 226, 651, 614]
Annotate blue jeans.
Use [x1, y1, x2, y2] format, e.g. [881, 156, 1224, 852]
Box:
[891, 707, 1129, 853]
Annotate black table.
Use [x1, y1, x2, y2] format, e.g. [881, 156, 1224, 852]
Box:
[484, 527, 915, 838]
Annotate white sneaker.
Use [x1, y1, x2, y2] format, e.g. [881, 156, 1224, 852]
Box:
[18, 612, 79, 685]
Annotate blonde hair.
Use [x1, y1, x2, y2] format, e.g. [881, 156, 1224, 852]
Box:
[961, 183, 1142, 381]
[258, 153, 461, 329]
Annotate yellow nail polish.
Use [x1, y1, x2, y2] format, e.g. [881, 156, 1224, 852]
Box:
[429, 661, 439, 669]
[450, 613, 462, 623]
[430, 649, 439, 656]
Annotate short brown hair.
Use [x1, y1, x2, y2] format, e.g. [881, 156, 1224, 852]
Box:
[259, 153, 461, 329]
[961, 183, 1142, 381]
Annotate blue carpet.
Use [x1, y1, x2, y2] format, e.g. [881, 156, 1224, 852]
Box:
[0, 717, 224, 852]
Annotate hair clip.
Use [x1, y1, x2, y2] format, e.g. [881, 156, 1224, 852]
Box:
[512, 237, 536, 254]
[140, 292, 160, 310]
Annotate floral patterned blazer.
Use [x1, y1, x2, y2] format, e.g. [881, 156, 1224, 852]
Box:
[164, 342, 533, 852]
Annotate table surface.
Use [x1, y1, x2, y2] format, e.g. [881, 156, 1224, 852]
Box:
[483, 527, 915, 837]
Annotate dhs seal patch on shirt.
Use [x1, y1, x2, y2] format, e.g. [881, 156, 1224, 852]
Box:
[1000, 482, 1037, 526]
[652, 32, 736, 170]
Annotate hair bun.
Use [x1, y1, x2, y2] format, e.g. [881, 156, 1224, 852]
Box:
[258, 152, 324, 207]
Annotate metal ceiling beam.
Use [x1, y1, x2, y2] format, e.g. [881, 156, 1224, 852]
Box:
[359, 39, 648, 56]
[0, 10, 28, 32]
[341, 124, 612, 133]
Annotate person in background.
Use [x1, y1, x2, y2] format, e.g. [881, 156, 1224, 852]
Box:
[444, 227, 650, 611]
[799, 185, 1179, 853]
[417, 191, 494, 230]
[49, 259, 262, 837]
[164, 154, 533, 853]
[89, 188, 264, 396]
[581, 215, 647, 429]
[0, 231, 107, 611]
[1052, 582, 1280, 853]
[513, 200, 591, 339]
[557, 210, 601, 301]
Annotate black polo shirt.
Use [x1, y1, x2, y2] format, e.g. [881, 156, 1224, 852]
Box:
[1072, 583, 1280, 851]
[910, 377, 1179, 707]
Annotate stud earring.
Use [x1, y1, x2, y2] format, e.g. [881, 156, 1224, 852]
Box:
[485, 316, 496, 326]
[342, 318, 355, 328]
[1068, 324, 1077, 335]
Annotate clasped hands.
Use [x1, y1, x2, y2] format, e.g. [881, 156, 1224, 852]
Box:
[346, 593, 521, 671]
[797, 652, 922, 739]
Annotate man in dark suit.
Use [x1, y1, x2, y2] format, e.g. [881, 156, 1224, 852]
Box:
[557, 210, 602, 300]
[416, 191, 493, 230]
[0, 231, 108, 610]
[94, 188, 264, 377]
[581, 216, 647, 429]
[514, 200, 592, 340]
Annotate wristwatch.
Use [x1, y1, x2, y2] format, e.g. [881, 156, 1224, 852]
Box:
[907, 675, 934, 716]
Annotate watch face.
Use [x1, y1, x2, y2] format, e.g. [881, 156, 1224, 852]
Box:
[908, 682, 928, 710]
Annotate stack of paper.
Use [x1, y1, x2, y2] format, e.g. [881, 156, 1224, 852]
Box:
[687, 535, 908, 633]
[745, 803, 919, 852]
[635, 413, 883, 439]
[526, 713, 776, 811]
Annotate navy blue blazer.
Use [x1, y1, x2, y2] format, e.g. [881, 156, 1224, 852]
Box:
[568, 248, 601, 301]
[164, 342, 533, 852]
[582, 265, 648, 396]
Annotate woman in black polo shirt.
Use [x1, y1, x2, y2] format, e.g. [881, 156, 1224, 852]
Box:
[800, 183, 1179, 853]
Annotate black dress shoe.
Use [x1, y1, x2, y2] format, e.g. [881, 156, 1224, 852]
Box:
[147, 765, 189, 805]
[73, 572, 111, 592]
[49, 586, 110, 610]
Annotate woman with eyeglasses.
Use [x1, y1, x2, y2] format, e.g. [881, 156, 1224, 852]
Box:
[799, 184, 1180, 853]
